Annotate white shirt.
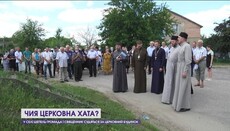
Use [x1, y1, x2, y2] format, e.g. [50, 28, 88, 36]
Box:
[161, 46, 169, 59]
[194, 46, 207, 61]
[97, 50, 102, 62]
[207, 50, 214, 56]
[49, 51, 53, 58]
[87, 50, 98, 59]
[192, 47, 197, 56]
[42, 51, 52, 64]
[15, 51, 23, 63]
[56, 51, 69, 67]
[97, 50, 102, 57]
[147, 46, 155, 57]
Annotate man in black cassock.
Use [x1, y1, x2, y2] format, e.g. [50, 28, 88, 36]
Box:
[151, 40, 165, 94]
[112, 42, 128, 92]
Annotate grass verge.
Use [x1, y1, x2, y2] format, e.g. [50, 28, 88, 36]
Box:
[0, 71, 158, 131]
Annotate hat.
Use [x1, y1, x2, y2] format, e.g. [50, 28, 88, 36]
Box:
[171, 35, 178, 41]
[179, 32, 188, 39]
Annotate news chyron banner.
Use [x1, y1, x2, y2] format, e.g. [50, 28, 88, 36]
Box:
[21, 108, 101, 119]
[21, 108, 141, 124]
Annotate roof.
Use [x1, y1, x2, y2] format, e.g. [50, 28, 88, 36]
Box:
[169, 10, 203, 28]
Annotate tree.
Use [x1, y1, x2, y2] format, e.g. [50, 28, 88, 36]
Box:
[55, 28, 62, 40]
[43, 37, 57, 48]
[78, 26, 99, 48]
[0, 37, 15, 52]
[98, 0, 174, 48]
[43, 36, 72, 48]
[12, 18, 45, 49]
[204, 17, 230, 54]
[43, 28, 72, 48]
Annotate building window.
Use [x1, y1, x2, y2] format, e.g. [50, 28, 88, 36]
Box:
[172, 24, 178, 33]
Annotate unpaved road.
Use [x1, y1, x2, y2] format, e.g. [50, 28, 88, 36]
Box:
[50, 67, 230, 131]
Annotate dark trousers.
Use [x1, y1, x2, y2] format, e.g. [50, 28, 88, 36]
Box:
[164, 59, 167, 73]
[44, 64, 52, 78]
[40, 63, 44, 75]
[147, 56, 152, 74]
[16, 63, 19, 71]
[35, 62, 40, 75]
[53, 60, 57, 77]
[89, 59, 97, 77]
[67, 63, 73, 79]
[71, 64, 74, 75]
[191, 84, 194, 94]
[191, 63, 195, 77]
[25, 60, 31, 73]
[74, 61, 82, 80]
[191, 63, 195, 94]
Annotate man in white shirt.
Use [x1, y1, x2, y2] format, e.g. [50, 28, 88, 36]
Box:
[14, 47, 23, 72]
[42, 47, 53, 79]
[87, 45, 98, 77]
[190, 41, 197, 77]
[147, 41, 155, 74]
[193, 40, 207, 88]
[56, 47, 69, 83]
[161, 41, 169, 73]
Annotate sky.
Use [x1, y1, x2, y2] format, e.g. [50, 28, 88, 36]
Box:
[0, 1, 229, 43]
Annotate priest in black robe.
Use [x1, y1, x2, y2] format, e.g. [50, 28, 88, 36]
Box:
[151, 40, 165, 94]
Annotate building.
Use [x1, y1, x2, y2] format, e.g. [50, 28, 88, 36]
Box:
[169, 10, 203, 43]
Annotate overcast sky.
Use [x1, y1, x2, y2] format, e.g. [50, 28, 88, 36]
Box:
[0, 1, 229, 42]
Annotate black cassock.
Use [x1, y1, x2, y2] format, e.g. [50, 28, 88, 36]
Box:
[112, 50, 128, 92]
[151, 48, 165, 94]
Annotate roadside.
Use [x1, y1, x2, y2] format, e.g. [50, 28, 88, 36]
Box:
[53, 68, 230, 131]
[15, 64, 230, 131]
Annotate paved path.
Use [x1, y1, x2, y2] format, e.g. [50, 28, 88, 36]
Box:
[46, 67, 230, 131]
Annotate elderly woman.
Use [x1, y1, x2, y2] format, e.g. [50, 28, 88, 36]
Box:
[103, 48, 112, 75]
[8, 49, 16, 72]
[3, 51, 9, 71]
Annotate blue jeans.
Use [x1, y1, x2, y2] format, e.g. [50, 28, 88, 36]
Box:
[44, 63, 52, 79]
[25, 60, 31, 73]
[67, 63, 73, 79]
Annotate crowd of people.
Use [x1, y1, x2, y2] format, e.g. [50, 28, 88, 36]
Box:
[0, 45, 104, 82]
[0, 31, 214, 112]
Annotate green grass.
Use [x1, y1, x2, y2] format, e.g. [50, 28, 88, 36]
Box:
[213, 58, 230, 66]
[213, 62, 230, 66]
[0, 71, 158, 131]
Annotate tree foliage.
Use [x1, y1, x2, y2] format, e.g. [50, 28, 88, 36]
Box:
[12, 18, 45, 49]
[204, 17, 230, 54]
[55, 28, 62, 40]
[43, 28, 72, 48]
[0, 37, 15, 52]
[98, 0, 174, 48]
